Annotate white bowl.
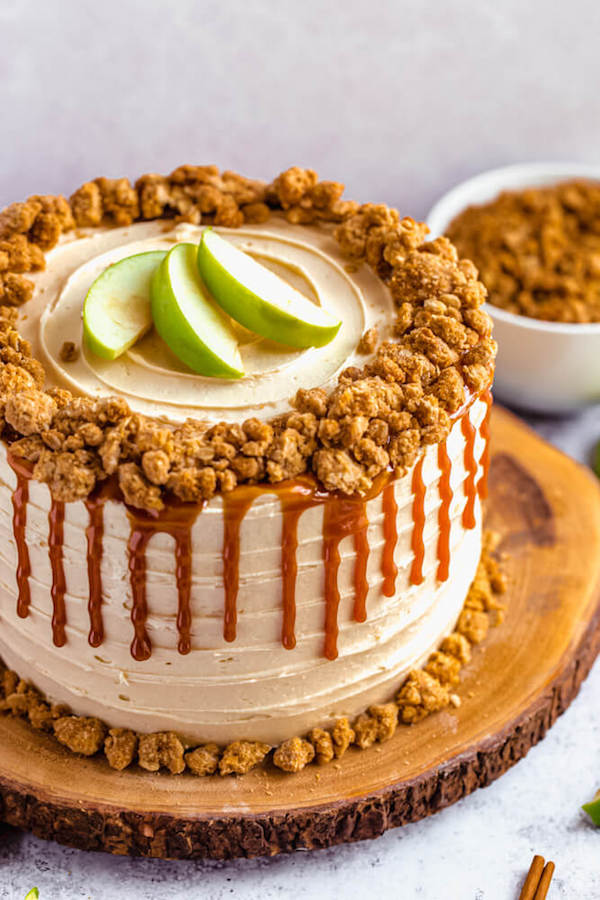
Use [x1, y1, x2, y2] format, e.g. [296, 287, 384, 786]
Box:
[427, 162, 600, 414]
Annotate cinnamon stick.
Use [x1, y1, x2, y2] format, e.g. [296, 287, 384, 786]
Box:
[519, 855, 545, 900]
[533, 861, 555, 900]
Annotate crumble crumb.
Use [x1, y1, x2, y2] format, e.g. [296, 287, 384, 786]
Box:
[424, 650, 462, 687]
[33, 449, 98, 502]
[352, 713, 379, 749]
[241, 202, 270, 224]
[352, 704, 398, 748]
[59, 341, 79, 363]
[368, 703, 399, 741]
[308, 727, 334, 765]
[138, 731, 186, 774]
[331, 717, 355, 758]
[0, 666, 19, 698]
[118, 462, 164, 511]
[440, 632, 471, 665]
[357, 326, 379, 354]
[219, 740, 270, 775]
[5, 390, 56, 435]
[95, 177, 139, 226]
[396, 670, 450, 725]
[53, 716, 106, 756]
[0, 273, 34, 306]
[70, 182, 103, 227]
[273, 736, 315, 772]
[0, 234, 45, 274]
[313, 448, 371, 494]
[0, 200, 42, 240]
[456, 608, 489, 644]
[104, 728, 137, 771]
[135, 173, 171, 220]
[185, 743, 220, 776]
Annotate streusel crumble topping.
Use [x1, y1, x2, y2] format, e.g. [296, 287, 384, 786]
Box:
[0, 166, 495, 510]
[447, 179, 600, 323]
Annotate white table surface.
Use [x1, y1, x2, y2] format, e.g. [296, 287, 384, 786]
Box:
[3, 0, 600, 895]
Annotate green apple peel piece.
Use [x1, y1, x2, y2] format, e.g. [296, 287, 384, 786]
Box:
[83, 250, 166, 360]
[197, 230, 342, 349]
[583, 791, 600, 825]
[151, 243, 244, 379]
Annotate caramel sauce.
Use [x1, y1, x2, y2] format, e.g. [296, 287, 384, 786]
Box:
[85, 495, 105, 647]
[48, 499, 67, 647]
[221, 481, 371, 661]
[279, 484, 318, 650]
[352, 503, 370, 624]
[7, 456, 31, 619]
[127, 525, 152, 661]
[174, 525, 193, 655]
[222, 493, 255, 643]
[436, 440, 453, 582]
[409, 456, 426, 586]
[381, 484, 399, 597]
[126, 498, 202, 660]
[322, 503, 343, 660]
[477, 389, 493, 500]
[321, 496, 372, 659]
[3, 390, 493, 661]
[461, 414, 478, 529]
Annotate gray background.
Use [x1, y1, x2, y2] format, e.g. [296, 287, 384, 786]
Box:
[2, 0, 600, 897]
[2, 0, 600, 215]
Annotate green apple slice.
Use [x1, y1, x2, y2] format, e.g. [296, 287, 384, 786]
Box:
[83, 250, 166, 360]
[583, 791, 600, 825]
[197, 229, 342, 349]
[151, 242, 243, 379]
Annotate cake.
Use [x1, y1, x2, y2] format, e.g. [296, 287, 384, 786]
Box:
[0, 167, 497, 774]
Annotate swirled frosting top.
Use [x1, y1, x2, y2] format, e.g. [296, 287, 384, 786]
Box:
[22, 217, 394, 424]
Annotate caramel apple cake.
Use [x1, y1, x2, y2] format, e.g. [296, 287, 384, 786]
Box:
[0, 166, 497, 775]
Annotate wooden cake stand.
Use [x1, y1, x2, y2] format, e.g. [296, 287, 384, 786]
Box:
[1, 406, 600, 860]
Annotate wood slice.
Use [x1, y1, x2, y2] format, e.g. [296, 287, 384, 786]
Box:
[1, 406, 600, 860]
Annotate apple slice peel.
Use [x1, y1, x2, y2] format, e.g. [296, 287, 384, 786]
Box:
[197, 229, 342, 349]
[150, 242, 244, 379]
[83, 250, 166, 361]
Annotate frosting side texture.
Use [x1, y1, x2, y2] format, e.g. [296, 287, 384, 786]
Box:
[0, 400, 486, 745]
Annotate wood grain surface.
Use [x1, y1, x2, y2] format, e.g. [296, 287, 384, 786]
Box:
[1, 405, 599, 860]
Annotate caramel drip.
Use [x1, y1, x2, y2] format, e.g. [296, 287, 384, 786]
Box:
[279, 485, 318, 650]
[352, 504, 370, 623]
[48, 499, 67, 647]
[85, 496, 105, 648]
[322, 503, 343, 661]
[126, 498, 202, 660]
[461, 414, 478, 529]
[280, 505, 302, 650]
[477, 389, 493, 500]
[128, 526, 152, 661]
[409, 456, 426, 586]
[381, 483, 398, 597]
[8, 456, 31, 619]
[174, 526, 192, 655]
[321, 497, 371, 659]
[436, 440, 453, 583]
[222, 493, 255, 643]
[2, 388, 489, 663]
